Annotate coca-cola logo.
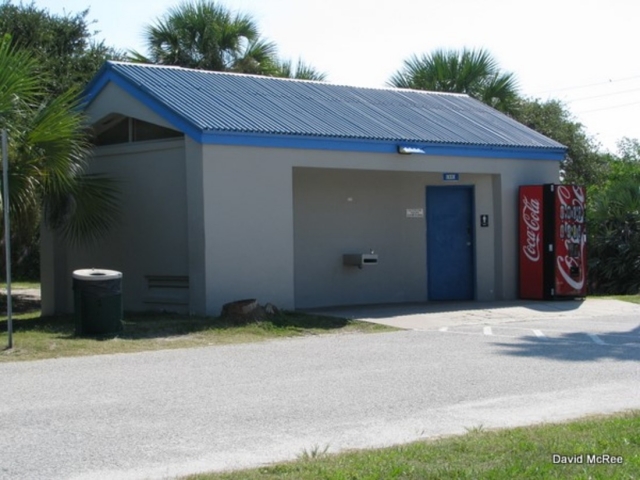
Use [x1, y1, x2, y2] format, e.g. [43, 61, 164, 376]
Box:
[522, 196, 541, 262]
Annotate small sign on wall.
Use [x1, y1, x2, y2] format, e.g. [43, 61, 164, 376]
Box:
[406, 208, 424, 218]
[443, 173, 459, 181]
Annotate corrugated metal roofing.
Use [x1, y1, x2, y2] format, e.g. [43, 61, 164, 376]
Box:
[94, 62, 565, 150]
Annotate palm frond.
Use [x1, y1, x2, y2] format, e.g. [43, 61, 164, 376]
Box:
[127, 50, 152, 64]
[232, 38, 278, 74]
[25, 89, 91, 195]
[387, 47, 519, 114]
[138, 0, 277, 74]
[291, 59, 327, 81]
[0, 40, 122, 246]
[0, 34, 42, 122]
[43, 173, 121, 246]
[272, 58, 327, 81]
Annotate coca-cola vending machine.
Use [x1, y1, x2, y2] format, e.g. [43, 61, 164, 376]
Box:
[519, 184, 587, 299]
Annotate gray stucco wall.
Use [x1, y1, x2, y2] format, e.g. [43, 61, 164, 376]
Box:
[200, 145, 295, 315]
[43, 139, 558, 316]
[42, 138, 189, 314]
[200, 144, 559, 314]
[84, 82, 177, 130]
[184, 138, 207, 315]
[292, 168, 496, 308]
[41, 80, 192, 315]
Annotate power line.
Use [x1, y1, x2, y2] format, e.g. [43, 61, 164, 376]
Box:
[566, 86, 640, 103]
[575, 100, 640, 114]
[533, 75, 640, 95]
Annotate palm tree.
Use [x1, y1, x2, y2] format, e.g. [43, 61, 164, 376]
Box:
[0, 36, 119, 257]
[272, 58, 327, 81]
[130, 0, 279, 75]
[388, 48, 519, 114]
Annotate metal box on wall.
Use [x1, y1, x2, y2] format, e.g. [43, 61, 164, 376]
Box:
[343, 253, 378, 268]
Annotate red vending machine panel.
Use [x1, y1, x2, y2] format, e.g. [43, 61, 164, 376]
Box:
[519, 185, 545, 299]
[553, 185, 587, 296]
[519, 184, 587, 300]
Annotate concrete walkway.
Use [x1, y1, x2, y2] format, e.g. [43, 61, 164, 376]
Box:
[310, 298, 640, 330]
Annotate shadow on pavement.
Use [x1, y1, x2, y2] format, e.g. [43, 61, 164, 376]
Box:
[494, 324, 640, 362]
[308, 299, 585, 319]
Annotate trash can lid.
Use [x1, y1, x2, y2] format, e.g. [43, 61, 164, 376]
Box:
[73, 268, 122, 281]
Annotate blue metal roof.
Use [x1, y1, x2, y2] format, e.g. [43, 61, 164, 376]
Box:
[84, 62, 566, 159]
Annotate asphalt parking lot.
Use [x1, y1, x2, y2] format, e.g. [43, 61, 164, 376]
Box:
[1, 298, 639, 480]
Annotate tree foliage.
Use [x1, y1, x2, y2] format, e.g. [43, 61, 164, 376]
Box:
[511, 97, 608, 186]
[132, 0, 327, 80]
[588, 183, 640, 294]
[132, 0, 278, 74]
[388, 48, 519, 114]
[0, 1, 126, 97]
[586, 138, 640, 294]
[0, 2, 123, 278]
[0, 36, 120, 278]
[272, 58, 327, 81]
[615, 137, 640, 167]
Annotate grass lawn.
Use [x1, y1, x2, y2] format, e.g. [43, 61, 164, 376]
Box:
[0, 281, 41, 289]
[0, 310, 391, 362]
[185, 411, 640, 480]
[1, 288, 637, 362]
[604, 295, 640, 305]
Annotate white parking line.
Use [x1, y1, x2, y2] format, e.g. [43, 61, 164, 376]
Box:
[588, 333, 606, 345]
[491, 324, 640, 340]
[432, 324, 640, 348]
[432, 328, 640, 346]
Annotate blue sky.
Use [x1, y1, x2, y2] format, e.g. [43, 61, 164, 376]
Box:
[38, 0, 640, 152]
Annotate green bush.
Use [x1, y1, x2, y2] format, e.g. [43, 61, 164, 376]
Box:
[588, 179, 640, 294]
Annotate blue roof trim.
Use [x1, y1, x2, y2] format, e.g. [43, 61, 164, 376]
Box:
[200, 130, 566, 160]
[81, 61, 113, 105]
[83, 66, 203, 141]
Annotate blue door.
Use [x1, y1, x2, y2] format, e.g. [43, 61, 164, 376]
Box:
[427, 186, 475, 300]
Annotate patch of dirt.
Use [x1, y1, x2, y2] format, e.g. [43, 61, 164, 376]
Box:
[220, 299, 281, 325]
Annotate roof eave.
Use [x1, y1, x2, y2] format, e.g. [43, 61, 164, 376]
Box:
[81, 61, 114, 107]
[199, 129, 566, 160]
[81, 61, 203, 140]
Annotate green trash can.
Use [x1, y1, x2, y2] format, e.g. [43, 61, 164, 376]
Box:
[73, 269, 123, 335]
